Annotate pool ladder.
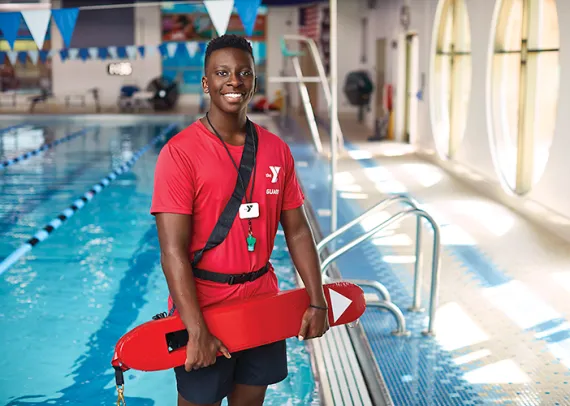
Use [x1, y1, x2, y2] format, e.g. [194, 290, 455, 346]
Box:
[318, 195, 442, 337]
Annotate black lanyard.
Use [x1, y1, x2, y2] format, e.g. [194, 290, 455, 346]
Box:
[206, 112, 257, 203]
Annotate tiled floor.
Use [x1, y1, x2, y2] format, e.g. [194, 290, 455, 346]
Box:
[259, 112, 570, 405]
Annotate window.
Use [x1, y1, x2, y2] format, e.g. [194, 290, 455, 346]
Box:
[489, 0, 560, 195]
[430, 0, 472, 159]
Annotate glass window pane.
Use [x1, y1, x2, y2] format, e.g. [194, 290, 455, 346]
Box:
[495, 0, 523, 52]
[433, 55, 452, 148]
[437, 1, 454, 53]
[532, 0, 559, 49]
[531, 50, 559, 184]
[491, 53, 521, 189]
[430, 0, 471, 159]
[454, 0, 471, 52]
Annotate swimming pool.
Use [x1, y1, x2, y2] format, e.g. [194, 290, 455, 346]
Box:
[0, 118, 320, 405]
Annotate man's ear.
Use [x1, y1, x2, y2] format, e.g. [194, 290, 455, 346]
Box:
[254, 76, 258, 93]
[201, 76, 209, 93]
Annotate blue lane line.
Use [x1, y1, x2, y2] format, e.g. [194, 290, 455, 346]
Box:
[0, 152, 105, 236]
[1, 126, 94, 170]
[0, 124, 178, 277]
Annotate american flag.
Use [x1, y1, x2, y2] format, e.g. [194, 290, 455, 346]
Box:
[299, 4, 320, 40]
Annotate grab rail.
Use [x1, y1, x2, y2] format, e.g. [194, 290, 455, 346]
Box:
[320, 208, 441, 336]
[318, 194, 425, 312]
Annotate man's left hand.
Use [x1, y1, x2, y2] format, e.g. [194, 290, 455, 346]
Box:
[298, 304, 330, 340]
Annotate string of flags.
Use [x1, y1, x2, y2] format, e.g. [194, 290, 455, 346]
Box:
[0, 0, 262, 62]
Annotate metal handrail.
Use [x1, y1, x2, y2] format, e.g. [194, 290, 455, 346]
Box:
[320, 208, 441, 336]
[318, 195, 425, 311]
[281, 34, 345, 149]
[317, 194, 416, 254]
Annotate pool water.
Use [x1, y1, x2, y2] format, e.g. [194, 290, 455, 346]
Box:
[0, 119, 319, 406]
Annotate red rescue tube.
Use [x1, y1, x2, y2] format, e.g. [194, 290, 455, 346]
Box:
[112, 281, 365, 372]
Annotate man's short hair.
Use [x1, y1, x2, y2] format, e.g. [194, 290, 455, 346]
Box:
[204, 34, 255, 69]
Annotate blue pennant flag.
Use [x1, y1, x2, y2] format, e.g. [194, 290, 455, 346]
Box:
[59, 49, 69, 62]
[158, 43, 168, 58]
[234, 0, 261, 36]
[0, 12, 22, 50]
[18, 51, 27, 65]
[78, 48, 89, 61]
[51, 8, 79, 48]
[39, 50, 49, 63]
[138, 45, 145, 58]
[98, 47, 108, 60]
[117, 46, 127, 59]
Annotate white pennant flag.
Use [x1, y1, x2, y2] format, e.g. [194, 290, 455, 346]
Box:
[88, 47, 98, 59]
[186, 42, 199, 58]
[204, 0, 234, 36]
[21, 10, 51, 50]
[28, 50, 39, 65]
[167, 42, 178, 58]
[108, 46, 118, 59]
[7, 51, 18, 65]
[68, 48, 79, 60]
[126, 46, 137, 60]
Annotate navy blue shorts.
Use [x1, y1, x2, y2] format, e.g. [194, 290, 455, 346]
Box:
[174, 339, 288, 404]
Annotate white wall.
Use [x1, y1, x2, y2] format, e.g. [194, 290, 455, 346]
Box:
[51, 3, 162, 107]
[364, 0, 570, 239]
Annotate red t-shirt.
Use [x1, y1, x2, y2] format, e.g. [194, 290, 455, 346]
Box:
[150, 119, 305, 309]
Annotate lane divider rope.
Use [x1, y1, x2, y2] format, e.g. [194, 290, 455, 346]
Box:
[0, 123, 29, 135]
[0, 123, 177, 276]
[1, 127, 93, 170]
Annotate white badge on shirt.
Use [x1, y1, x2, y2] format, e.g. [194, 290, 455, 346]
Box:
[239, 202, 259, 219]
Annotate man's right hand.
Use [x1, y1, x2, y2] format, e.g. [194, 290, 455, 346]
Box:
[184, 329, 231, 371]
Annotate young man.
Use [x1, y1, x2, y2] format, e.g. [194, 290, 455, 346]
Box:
[151, 34, 330, 406]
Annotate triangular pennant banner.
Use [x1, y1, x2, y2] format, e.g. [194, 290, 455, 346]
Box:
[18, 51, 27, 65]
[51, 8, 79, 49]
[117, 46, 127, 59]
[21, 10, 52, 50]
[68, 48, 79, 60]
[204, 0, 234, 36]
[138, 45, 145, 58]
[39, 50, 49, 63]
[88, 47, 98, 59]
[0, 12, 22, 50]
[126, 45, 137, 60]
[234, 0, 261, 36]
[6, 51, 18, 65]
[186, 42, 199, 58]
[78, 48, 89, 61]
[28, 50, 39, 65]
[166, 42, 178, 58]
[59, 49, 69, 62]
[158, 43, 168, 58]
[107, 46, 118, 59]
[98, 47, 108, 60]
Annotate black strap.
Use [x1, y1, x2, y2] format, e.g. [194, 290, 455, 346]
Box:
[192, 263, 269, 285]
[191, 118, 258, 268]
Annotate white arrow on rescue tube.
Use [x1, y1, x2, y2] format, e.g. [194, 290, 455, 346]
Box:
[329, 288, 353, 323]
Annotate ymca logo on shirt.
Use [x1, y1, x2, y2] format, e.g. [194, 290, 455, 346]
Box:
[266, 166, 280, 183]
[266, 166, 281, 195]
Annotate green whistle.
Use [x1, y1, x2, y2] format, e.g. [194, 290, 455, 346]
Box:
[246, 234, 256, 252]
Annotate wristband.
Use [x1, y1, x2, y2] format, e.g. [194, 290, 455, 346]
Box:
[310, 304, 328, 311]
